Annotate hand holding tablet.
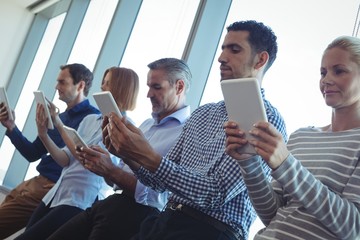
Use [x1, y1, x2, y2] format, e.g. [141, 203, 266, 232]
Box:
[0, 87, 14, 121]
[93, 91, 122, 117]
[63, 125, 88, 148]
[221, 78, 267, 154]
[33, 90, 54, 129]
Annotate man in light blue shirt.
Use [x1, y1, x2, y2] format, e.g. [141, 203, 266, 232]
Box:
[47, 58, 191, 240]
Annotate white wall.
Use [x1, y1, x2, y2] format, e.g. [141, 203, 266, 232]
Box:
[0, 1, 34, 87]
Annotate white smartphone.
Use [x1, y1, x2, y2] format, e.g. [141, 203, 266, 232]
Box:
[63, 125, 88, 148]
[0, 87, 14, 121]
[92, 91, 122, 117]
[221, 78, 267, 154]
[33, 90, 54, 129]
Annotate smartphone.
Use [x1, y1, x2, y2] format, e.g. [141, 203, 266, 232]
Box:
[33, 90, 54, 129]
[0, 87, 14, 121]
[92, 91, 122, 117]
[221, 78, 267, 154]
[63, 125, 88, 148]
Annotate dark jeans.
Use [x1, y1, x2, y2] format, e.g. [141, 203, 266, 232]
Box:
[48, 193, 158, 240]
[15, 202, 82, 240]
[131, 208, 240, 240]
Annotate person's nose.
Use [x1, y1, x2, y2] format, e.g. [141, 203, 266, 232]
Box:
[218, 50, 227, 64]
[147, 89, 152, 98]
[320, 74, 334, 86]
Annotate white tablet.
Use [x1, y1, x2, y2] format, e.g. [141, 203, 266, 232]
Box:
[33, 90, 54, 129]
[221, 78, 267, 154]
[63, 125, 88, 148]
[93, 91, 122, 117]
[0, 87, 14, 121]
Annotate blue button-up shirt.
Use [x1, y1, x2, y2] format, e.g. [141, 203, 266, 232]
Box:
[116, 105, 191, 211]
[6, 99, 100, 182]
[42, 114, 116, 210]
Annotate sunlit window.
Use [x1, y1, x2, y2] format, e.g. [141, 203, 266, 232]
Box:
[121, 0, 200, 126]
[202, 0, 359, 135]
[52, 0, 118, 111]
[0, 13, 66, 184]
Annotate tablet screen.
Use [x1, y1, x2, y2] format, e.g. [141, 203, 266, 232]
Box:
[93, 91, 122, 117]
[63, 125, 88, 148]
[221, 78, 267, 154]
[33, 90, 54, 129]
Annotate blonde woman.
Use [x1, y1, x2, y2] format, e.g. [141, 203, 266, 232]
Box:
[225, 36, 360, 239]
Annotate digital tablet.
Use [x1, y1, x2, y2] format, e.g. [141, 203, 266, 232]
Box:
[221, 78, 267, 154]
[93, 91, 122, 117]
[33, 90, 54, 129]
[0, 87, 14, 121]
[63, 125, 88, 148]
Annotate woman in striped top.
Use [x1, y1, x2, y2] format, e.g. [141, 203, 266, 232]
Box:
[224, 36, 360, 240]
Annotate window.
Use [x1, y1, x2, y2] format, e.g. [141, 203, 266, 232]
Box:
[121, 0, 200, 126]
[202, 0, 359, 135]
[0, 13, 66, 184]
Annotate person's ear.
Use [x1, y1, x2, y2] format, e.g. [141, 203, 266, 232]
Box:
[175, 79, 185, 94]
[77, 80, 86, 92]
[254, 51, 269, 70]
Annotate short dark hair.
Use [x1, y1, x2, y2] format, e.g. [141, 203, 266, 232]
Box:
[227, 20, 278, 73]
[60, 63, 93, 96]
[147, 58, 192, 93]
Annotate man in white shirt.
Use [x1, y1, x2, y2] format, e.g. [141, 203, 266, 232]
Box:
[48, 58, 192, 240]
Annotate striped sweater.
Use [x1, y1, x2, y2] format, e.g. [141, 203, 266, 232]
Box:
[238, 127, 360, 239]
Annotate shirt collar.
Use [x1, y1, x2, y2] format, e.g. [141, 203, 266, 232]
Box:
[67, 99, 91, 115]
[151, 105, 190, 125]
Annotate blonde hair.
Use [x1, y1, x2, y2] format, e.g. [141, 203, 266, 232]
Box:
[326, 36, 360, 67]
[102, 67, 139, 111]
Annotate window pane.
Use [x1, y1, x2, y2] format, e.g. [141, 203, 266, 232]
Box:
[201, 0, 359, 134]
[0, 13, 66, 184]
[52, 0, 118, 110]
[121, 0, 200, 126]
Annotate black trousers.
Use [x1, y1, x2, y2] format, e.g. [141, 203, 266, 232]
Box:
[48, 193, 158, 240]
[15, 202, 83, 240]
[131, 208, 240, 240]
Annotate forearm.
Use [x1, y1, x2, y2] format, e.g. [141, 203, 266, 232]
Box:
[144, 156, 247, 208]
[237, 155, 281, 225]
[107, 167, 137, 196]
[38, 133, 69, 167]
[56, 123, 77, 157]
[123, 150, 161, 173]
[7, 126, 46, 161]
[275, 155, 360, 239]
